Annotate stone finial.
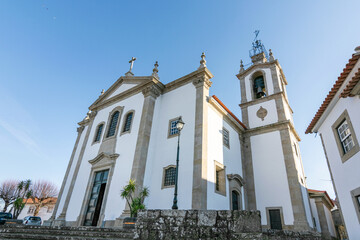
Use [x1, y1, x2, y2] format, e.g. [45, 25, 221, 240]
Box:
[269, 49, 275, 61]
[355, 46, 360, 55]
[239, 60, 245, 73]
[101, 89, 105, 95]
[152, 61, 159, 79]
[198, 52, 207, 69]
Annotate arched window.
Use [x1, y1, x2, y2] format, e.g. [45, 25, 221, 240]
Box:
[122, 112, 134, 133]
[163, 167, 176, 187]
[232, 190, 240, 210]
[94, 123, 104, 142]
[253, 75, 266, 99]
[106, 111, 119, 137]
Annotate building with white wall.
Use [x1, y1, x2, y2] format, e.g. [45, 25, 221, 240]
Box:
[308, 189, 336, 239]
[306, 46, 360, 239]
[48, 45, 315, 231]
[18, 198, 57, 222]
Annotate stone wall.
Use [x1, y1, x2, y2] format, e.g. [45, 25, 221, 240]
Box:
[134, 210, 262, 239]
[134, 210, 322, 240]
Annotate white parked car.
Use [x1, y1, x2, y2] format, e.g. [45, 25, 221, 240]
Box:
[23, 216, 42, 226]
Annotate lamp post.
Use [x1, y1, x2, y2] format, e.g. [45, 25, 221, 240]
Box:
[172, 116, 185, 210]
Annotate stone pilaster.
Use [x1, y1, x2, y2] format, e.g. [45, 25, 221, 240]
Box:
[191, 75, 212, 210]
[279, 128, 310, 230]
[45, 126, 84, 226]
[314, 198, 332, 240]
[54, 111, 96, 226]
[115, 84, 162, 225]
[241, 135, 257, 210]
[130, 84, 161, 190]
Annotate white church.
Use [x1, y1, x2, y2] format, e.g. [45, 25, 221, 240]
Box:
[48, 42, 316, 231]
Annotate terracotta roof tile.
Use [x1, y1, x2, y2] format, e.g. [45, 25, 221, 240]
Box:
[340, 68, 360, 97]
[306, 53, 360, 134]
[23, 197, 57, 204]
[212, 95, 247, 129]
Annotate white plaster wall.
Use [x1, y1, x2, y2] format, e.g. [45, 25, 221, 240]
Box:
[301, 186, 314, 228]
[18, 204, 55, 222]
[310, 199, 321, 232]
[105, 83, 138, 100]
[55, 125, 87, 218]
[144, 82, 196, 210]
[248, 99, 278, 129]
[103, 93, 144, 220]
[251, 131, 294, 225]
[323, 204, 336, 237]
[207, 106, 243, 210]
[318, 96, 360, 239]
[245, 68, 273, 102]
[65, 92, 144, 221]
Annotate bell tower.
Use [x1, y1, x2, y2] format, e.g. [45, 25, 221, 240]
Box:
[237, 33, 312, 230]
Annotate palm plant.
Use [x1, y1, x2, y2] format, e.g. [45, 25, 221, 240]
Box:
[120, 179, 149, 217]
[13, 180, 32, 219]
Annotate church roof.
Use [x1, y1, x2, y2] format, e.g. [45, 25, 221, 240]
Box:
[305, 51, 360, 134]
[212, 95, 247, 130]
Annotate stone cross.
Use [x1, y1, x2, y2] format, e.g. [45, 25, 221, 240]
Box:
[129, 57, 136, 72]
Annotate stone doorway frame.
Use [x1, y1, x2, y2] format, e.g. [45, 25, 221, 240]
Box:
[76, 152, 119, 227]
[227, 174, 245, 210]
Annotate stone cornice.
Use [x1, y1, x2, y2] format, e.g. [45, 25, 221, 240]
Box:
[239, 91, 293, 114]
[244, 120, 301, 141]
[192, 75, 212, 89]
[90, 76, 154, 109]
[164, 67, 214, 93]
[78, 111, 97, 126]
[309, 192, 334, 210]
[89, 78, 164, 111]
[236, 59, 287, 85]
[142, 83, 164, 98]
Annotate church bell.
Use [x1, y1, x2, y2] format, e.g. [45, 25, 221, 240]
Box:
[254, 76, 266, 98]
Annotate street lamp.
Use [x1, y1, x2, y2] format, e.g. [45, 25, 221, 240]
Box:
[172, 116, 185, 210]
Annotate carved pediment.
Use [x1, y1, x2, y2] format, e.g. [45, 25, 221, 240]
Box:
[227, 174, 245, 186]
[88, 152, 119, 169]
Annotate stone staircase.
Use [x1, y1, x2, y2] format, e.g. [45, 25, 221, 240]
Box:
[0, 225, 135, 240]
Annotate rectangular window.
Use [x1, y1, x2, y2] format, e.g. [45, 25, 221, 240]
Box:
[337, 120, 355, 154]
[27, 206, 35, 214]
[94, 124, 103, 142]
[351, 187, 360, 223]
[214, 161, 226, 196]
[223, 128, 230, 148]
[170, 120, 179, 136]
[164, 167, 176, 186]
[168, 117, 181, 138]
[332, 110, 359, 163]
[331, 110, 360, 163]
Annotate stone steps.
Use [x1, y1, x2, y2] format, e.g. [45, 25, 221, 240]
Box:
[0, 225, 135, 240]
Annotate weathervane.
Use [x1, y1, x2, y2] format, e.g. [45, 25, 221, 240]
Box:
[249, 30, 269, 59]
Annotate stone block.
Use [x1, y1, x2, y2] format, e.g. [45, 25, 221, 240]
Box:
[198, 210, 217, 226]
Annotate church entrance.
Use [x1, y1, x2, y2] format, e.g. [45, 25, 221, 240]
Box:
[84, 169, 109, 226]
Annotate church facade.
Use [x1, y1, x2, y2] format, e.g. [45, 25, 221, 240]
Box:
[49, 48, 314, 231]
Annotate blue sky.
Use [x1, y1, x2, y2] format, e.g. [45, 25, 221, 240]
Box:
[0, 1, 359, 199]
